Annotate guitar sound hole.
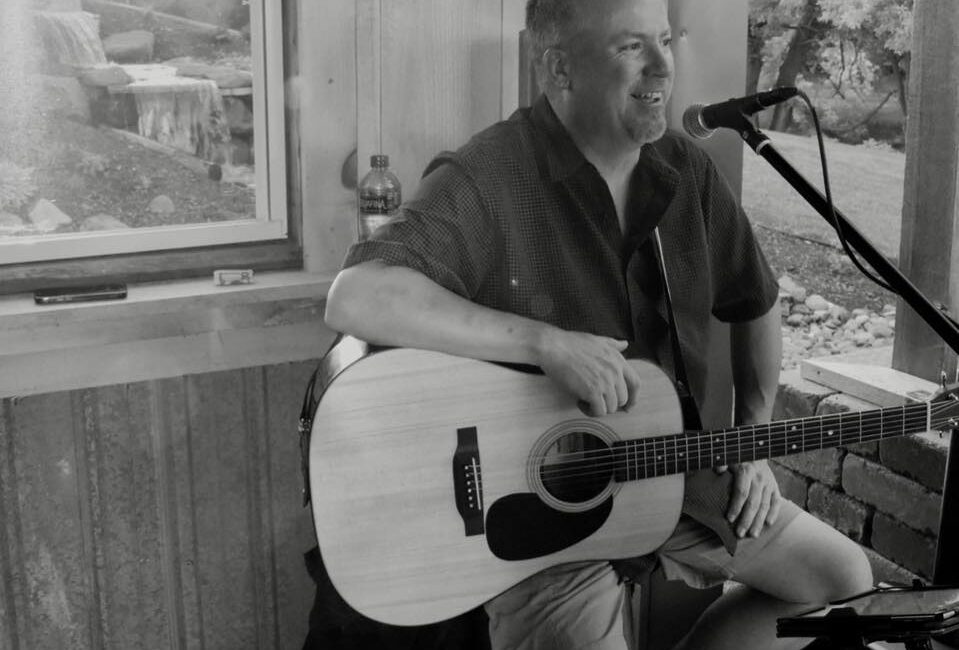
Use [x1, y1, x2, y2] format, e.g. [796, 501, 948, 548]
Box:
[539, 432, 613, 504]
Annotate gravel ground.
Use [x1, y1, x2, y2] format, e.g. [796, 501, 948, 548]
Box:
[753, 224, 899, 369]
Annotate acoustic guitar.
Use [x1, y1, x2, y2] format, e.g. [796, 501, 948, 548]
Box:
[308, 339, 959, 626]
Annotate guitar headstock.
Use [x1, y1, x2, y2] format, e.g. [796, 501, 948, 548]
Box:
[930, 382, 959, 434]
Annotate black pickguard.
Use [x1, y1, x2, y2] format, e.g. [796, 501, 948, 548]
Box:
[485, 493, 613, 561]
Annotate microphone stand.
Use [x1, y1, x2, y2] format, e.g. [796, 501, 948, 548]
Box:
[733, 117, 959, 587]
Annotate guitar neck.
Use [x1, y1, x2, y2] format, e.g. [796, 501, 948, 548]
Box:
[612, 401, 932, 481]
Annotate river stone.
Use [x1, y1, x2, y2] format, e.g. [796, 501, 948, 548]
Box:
[148, 195, 175, 214]
[77, 64, 134, 88]
[28, 199, 72, 231]
[103, 30, 155, 64]
[80, 214, 128, 230]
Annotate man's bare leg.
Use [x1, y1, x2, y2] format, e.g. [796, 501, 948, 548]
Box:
[672, 512, 873, 650]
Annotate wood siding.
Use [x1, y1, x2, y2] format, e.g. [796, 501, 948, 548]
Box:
[0, 361, 320, 649]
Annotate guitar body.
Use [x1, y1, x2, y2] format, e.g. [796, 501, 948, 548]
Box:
[309, 346, 686, 626]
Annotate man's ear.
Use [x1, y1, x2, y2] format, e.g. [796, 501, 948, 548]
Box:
[543, 47, 572, 90]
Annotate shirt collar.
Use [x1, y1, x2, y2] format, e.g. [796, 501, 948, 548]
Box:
[530, 94, 590, 182]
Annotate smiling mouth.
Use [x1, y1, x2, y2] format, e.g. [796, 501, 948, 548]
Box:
[632, 91, 664, 105]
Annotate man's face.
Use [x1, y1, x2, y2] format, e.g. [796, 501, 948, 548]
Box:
[564, 0, 674, 149]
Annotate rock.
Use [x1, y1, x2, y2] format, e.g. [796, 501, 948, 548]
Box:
[103, 30, 155, 64]
[867, 318, 895, 339]
[80, 214, 128, 230]
[223, 97, 253, 135]
[167, 58, 217, 78]
[882, 304, 897, 317]
[828, 304, 850, 321]
[854, 331, 876, 347]
[148, 195, 175, 214]
[28, 199, 72, 231]
[791, 304, 812, 315]
[205, 68, 253, 89]
[778, 275, 807, 303]
[35, 74, 90, 123]
[786, 314, 806, 327]
[805, 294, 831, 311]
[77, 64, 134, 88]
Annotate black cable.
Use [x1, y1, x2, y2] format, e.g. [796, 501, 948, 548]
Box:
[794, 89, 896, 294]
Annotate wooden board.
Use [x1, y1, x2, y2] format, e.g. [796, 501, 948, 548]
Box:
[801, 352, 940, 407]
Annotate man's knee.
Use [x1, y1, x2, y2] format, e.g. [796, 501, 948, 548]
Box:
[808, 534, 873, 603]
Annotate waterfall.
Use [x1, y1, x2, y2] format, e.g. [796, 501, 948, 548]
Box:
[129, 70, 232, 163]
[33, 11, 107, 67]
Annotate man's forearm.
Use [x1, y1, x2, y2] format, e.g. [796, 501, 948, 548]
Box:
[729, 300, 783, 425]
[324, 261, 552, 366]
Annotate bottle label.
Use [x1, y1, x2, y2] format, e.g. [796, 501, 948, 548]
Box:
[359, 189, 400, 215]
[357, 214, 393, 240]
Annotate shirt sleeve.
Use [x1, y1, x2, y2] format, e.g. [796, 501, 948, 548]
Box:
[700, 154, 779, 322]
[342, 157, 497, 300]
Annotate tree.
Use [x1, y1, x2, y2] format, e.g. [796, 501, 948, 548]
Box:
[748, 0, 913, 136]
[816, 0, 913, 117]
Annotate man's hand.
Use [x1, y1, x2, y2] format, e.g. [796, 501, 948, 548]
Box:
[533, 328, 641, 417]
[718, 460, 782, 538]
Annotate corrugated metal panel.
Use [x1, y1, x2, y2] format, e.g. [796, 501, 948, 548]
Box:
[0, 361, 319, 650]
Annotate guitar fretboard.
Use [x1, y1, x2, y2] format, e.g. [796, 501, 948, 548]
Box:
[611, 402, 933, 482]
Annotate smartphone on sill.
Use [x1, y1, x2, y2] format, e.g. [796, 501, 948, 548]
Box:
[34, 283, 128, 305]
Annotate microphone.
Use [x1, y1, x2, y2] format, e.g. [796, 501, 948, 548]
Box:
[682, 87, 799, 139]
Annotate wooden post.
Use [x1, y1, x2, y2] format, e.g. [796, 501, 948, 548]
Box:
[892, 0, 959, 382]
[892, 0, 959, 586]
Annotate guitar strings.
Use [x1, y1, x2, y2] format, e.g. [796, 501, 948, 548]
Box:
[534, 406, 934, 469]
[532, 401, 943, 468]
[535, 409, 931, 477]
[529, 408, 941, 485]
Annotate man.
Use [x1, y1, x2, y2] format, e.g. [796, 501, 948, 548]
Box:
[323, 0, 873, 647]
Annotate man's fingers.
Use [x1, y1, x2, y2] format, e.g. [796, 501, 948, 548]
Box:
[614, 374, 629, 410]
[748, 486, 773, 538]
[766, 488, 782, 526]
[736, 480, 763, 538]
[623, 364, 641, 411]
[726, 467, 750, 522]
[603, 387, 618, 415]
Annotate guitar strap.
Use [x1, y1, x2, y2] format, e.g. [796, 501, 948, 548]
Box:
[649, 229, 747, 556]
[650, 228, 703, 431]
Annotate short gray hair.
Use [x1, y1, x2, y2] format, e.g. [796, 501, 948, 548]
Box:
[525, 0, 585, 61]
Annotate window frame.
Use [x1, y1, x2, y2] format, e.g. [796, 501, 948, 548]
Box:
[0, 0, 300, 295]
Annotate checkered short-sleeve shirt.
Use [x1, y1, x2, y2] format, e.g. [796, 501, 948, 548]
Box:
[343, 95, 778, 410]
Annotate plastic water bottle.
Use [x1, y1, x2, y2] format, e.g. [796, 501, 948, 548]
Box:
[357, 154, 401, 241]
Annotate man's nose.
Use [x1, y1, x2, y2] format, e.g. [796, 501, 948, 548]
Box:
[645, 44, 672, 77]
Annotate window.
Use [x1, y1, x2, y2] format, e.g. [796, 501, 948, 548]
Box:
[0, 0, 296, 293]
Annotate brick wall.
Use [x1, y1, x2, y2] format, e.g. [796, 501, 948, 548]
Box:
[771, 369, 948, 584]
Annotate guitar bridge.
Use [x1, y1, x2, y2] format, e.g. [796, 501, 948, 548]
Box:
[453, 427, 485, 536]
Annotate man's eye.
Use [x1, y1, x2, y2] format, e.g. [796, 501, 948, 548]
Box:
[625, 42, 643, 51]
[662, 36, 673, 47]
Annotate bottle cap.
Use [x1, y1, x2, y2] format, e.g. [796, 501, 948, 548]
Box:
[370, 154, 389, 168]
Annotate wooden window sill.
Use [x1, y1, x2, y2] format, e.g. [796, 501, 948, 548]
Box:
[0, 271, 336, 398]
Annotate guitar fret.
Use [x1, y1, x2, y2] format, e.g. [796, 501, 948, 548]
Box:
[743, 423, 755, 463]
[612, 402, 946, 487]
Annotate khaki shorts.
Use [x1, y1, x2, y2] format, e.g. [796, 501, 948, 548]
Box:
[485, 499, 805, 650]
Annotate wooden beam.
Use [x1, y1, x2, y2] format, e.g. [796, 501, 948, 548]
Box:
[891, 0, 959, 588]
[892, 0, 959, 383]
[801, 354, 939, 407]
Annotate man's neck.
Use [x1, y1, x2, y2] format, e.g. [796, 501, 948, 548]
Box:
[550, 98, 645, 181]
